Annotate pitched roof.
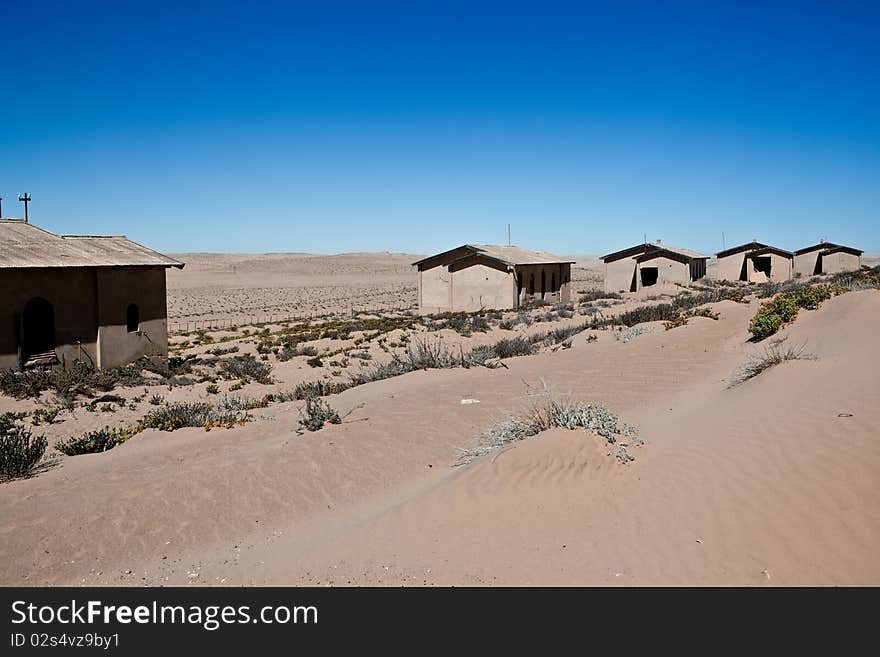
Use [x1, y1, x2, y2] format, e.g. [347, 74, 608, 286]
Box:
[0, 219, 184, 269]
[412, 244, 573, 269]
[820, 245, 863, 257]
[715, 240, 768, 258]
[602, 241, 708, 263]
[747, 246, 794, 258]
[794, 242, 842, 255]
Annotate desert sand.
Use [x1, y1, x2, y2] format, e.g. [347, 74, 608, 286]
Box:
[1, 254, 878, 586]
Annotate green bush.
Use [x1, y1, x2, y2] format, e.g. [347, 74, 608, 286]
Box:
[1, 414, 48, 479]
[54, 426, 136, 456]
[748, 285, 836, 340]
[298, 397, 341, 432]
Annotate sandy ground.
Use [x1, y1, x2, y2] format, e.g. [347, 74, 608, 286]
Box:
[1, 278, 878, 586]
[165, 252, 604, 328]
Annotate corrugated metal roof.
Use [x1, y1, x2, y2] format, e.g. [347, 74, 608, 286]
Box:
[602, 240, 708, 262]
[413, 244, 573, 268]
[468, 245, 574, 266]
[0, 220, 184, 269]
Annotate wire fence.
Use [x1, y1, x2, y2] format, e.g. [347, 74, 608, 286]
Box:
[168, 302, 417, 334]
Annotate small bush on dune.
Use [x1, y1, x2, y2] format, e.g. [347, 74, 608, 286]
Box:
[219, 354, 273, 384]
[54, 426, 137, 456]
[140, 401, 247, 431]
[729, 338, 815, 387]
[491, 337, 538, 358]
[297, 397, 341, 432]
[458, 382, 640, 465]
[1, 413, 48, 480]
[578, 290, 622, 303]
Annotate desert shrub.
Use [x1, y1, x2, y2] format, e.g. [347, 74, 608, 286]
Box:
[31, 407, 62, 425]
[277, 344, 319, 362]
[219, 354, 273, 384]
[306, 356, 324, 368]
[829, 265, 880, 291]
[425, 312, 492, 335]
[458, 383, 640, 465]
[206, 384, 220, 395]
[54, 426, 137, 456]
[297, 397, 341, 432]
[748, 285, 836, 340]
[140, 401, 247, 431]
[1, 414, 48, 480]
[729, 338, 815, 386]
[490, 337, 537, 358]
[619, 325, 655, 343]
[148, 394, 164, 405]
[664, 307, 720, 330]
[579, 290, 622, 303]
[499, 312, 532, 330]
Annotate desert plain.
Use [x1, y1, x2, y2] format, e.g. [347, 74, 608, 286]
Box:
[1, 253, 879, 586]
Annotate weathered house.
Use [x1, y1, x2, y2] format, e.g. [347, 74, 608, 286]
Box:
[601, 240, 708, 292]
[0, 219, 184, 370]
[716, 241, 793, 282]
[793, 242, 863, 277]
[412, 244, 573, 313]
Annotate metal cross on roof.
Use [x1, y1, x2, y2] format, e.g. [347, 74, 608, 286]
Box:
[18, 193, 31, 222]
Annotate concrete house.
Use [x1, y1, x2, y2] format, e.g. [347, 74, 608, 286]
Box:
[0, 219, 184, 370]
[794, 242, 863, 277]
[413, 244, 573, 313]
[601, 241, 708, 293]
[716, 241, 793, 283]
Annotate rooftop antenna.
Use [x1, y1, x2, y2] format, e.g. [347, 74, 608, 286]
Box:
[507, 223, 511, 246]
[0, 194, 3, 217]
[722, 231, 726, 250]
[18, 193, 31, 223]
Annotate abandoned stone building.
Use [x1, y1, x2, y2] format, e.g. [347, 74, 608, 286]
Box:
[0, 218, 184, 370]
[601, 240, 708, 293]
[793, 241, 863, 277]
[716, 241, 793, 283]
[412, 244, 573, 313]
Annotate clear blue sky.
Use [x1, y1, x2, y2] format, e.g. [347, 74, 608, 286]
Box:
[1, 0, 877, 255]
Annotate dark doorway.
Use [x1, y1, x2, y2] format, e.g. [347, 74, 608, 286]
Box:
[540, 271, 546, 299]
[640, 267, 658, 287]
[529, 273, 535, 296]
[753, 257, 772, 278]
[551, 272, 557, 296]
[126, 304, 140, 333]
[22, 297, 55, 360]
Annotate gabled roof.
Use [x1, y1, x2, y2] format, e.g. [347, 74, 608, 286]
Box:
[0, 219, 184, 269]
[602, 241, 708, 263]
[794, 242, 842, 256]
[412, 244, 573, 270]
[715, 240, 768, 258]
[747, 246, 794, 259]
[821, 245, 863, 257]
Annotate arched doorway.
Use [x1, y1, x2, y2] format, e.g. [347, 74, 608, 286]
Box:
[22, 297, 55, 360]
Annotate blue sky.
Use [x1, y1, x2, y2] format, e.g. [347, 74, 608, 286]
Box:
[1, 0, 877, 255]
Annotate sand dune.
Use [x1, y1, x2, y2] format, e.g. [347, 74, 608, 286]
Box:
[2, 288, 877, 586]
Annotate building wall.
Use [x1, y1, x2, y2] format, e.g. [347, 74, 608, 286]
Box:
[0, 266, 170, 371]
[636, 256, 689, 289]
[517, 263, 571, 305]
[746, 253, 792, 282]
[96, 267, 170, 369]
[450, 263, 514, 311]
[604, 258, 636, 293]
[820, 251, 861, 274]
[418, 266, 451, 313]
[717, 253, 748, 282]
[0, 268, 99, 370]
[793, 251, 822, 278]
